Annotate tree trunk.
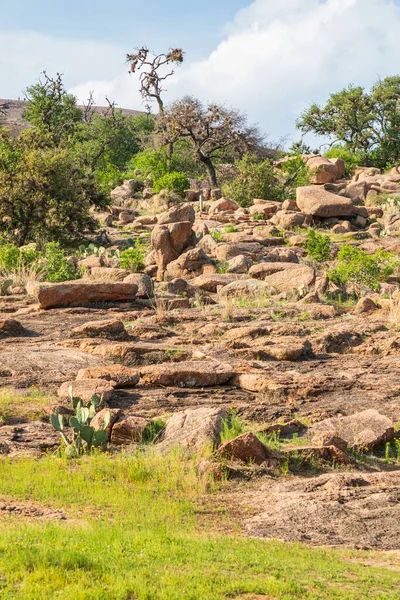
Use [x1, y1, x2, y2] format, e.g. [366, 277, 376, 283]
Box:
[199, 154, 218, 187]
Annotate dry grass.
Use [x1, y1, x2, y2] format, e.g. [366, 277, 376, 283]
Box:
[387, 298, 400, 330]
[0, 264, 44, 290]
[0, 388, 53, 425]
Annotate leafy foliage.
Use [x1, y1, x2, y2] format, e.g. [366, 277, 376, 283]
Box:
[328, 245, 398, 292]
[142, 419, 166, 444]
[120, 239, 146, 272]
[43, 242, 80, 282]
[72, 112, 145, 192]
[220, 409, 245, 443]
[298, 77, 400, 168]
[153, 171, 189, 196]
[221, 154, 279, 207]
[278, 155, 311, 195]
[0, 129, 107, 246]
[23, 72, 82, 145]
[304, 230, 331, 262]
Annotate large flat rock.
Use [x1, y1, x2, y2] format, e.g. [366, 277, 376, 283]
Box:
[296, 186, 354, 217]
[265, 265, 315, 293]
[309, 409, 394, 450]
[26, 281, 138, 309]
[140, 361, 234, 387]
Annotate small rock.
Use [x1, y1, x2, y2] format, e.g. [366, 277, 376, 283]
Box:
[76, 366, 140, 388]
[71, 319, 128, 340]
[159, 407, 227, 451]
[0, 319, 27, 338]
[57, 380, 115, 402]
[91, 408, 122, 436]
[110, 416, 149, 445]
[354, 297, 378, 314]
[219, 432, 283, 466]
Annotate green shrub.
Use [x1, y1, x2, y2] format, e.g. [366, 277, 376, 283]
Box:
[0, 243, 40, 274]
[0, 129, 107, 247]
[210, 231, 223, 242]
[153, 172, 189, 197]
[120, 239, 146, 272]
[328, 245, 398, 292]
[43, 242, 79, 282]
[222, 154, 281, 207]
[304, 229, 331, 261]
[0, 245, 20, 271]
[324, 146, 368, 177]
[252, 213, 265, 221]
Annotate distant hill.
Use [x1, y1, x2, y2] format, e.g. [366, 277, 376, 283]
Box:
[0, 99, 144, 135]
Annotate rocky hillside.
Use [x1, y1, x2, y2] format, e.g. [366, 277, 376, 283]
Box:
[2, 155, 400, 554]
[0, 98, 143, 135]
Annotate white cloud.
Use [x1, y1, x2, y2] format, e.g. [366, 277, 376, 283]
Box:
[0, 31, 123, 100]
[71, 0, 400, 146]
[3, 1, 400, 147]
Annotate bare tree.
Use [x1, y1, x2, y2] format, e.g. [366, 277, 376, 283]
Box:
[0, 102, 9, 122]
[160, 96, 265, 187]
[126, 47, 184, 114]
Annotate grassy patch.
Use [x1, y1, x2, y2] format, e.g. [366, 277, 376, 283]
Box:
[0, 452, 399, 599]
[0, 388, 52, 425]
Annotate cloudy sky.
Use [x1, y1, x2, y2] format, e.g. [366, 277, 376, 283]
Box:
[2, 0, 400, 147]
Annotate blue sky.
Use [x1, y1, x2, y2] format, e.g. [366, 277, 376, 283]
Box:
[1, 0, 247, 59]
[2, 0, 400, 145]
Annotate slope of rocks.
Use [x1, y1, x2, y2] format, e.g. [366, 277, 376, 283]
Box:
[2, 156, 400, 550]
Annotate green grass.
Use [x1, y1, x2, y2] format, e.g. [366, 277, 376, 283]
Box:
[0, 452, 400, 599]
[0, 388, 52, 425]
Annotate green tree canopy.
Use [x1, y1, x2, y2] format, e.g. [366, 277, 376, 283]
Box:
[297, 76, 400, 167]
[23, 72, 82, 146]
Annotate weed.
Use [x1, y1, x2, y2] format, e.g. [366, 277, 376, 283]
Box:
[328, 245, 398, 293]
[142, 419, 166, 444]
[216, 260, 228, 274]
[120, 238, 146, 272]
[220, 409, 245, 443]
[224, 224, 237, 233]
[210, 230, 223, 242]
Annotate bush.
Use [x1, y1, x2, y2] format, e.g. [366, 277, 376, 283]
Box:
[221, 154, 280, 207]
[0, 244, 40, 274]
[0, 129, 107, 247]
[324, 146, 368, 177]
[279, 155, 311, 195]
[0, 245, 20, 271]
[120, 239, 146, 272]
[304, 230, 331, 262]
[328, 245, 398, 292]
[153, 172, 189, 197]
[43, 242, 79, 282]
